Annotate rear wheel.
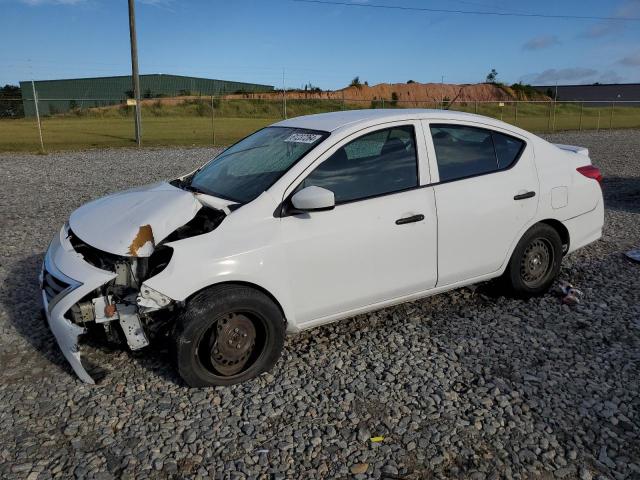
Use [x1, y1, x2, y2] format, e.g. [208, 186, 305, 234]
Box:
[174, 285, 285, 387]
[503, 223, 563, 297]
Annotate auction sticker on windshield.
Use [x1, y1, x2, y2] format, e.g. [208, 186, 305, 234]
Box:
[284, 133, 323, 144]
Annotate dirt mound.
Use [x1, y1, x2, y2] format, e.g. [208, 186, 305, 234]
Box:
[224, 82, 547, 103]
[83, 81, 548, 117]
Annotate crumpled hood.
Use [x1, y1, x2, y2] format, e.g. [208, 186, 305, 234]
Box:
[69, 182, 203, 257]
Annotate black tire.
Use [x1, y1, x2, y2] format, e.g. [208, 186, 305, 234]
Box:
[174, 284, 285, 387]
[503, 223, 563, 297]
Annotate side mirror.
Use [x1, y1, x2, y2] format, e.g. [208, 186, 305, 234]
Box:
[291, 186, 335, 212]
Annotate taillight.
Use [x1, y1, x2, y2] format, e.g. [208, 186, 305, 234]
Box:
[577, 165, 603, 185]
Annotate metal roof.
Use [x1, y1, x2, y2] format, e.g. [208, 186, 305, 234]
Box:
[19, 73, 274, 117]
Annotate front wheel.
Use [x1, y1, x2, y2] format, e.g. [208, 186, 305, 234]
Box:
[503, 223, 563, 297]
[174, 284, 285, 387]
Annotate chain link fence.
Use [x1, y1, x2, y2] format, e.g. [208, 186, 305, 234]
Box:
[1, 96, 639, 152]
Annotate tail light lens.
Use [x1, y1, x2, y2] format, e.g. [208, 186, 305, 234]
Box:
[577, 165, 603, 185]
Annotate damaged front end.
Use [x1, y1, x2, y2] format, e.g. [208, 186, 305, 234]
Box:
[66, 229, 175, 351]
[41, 182, 229, 383]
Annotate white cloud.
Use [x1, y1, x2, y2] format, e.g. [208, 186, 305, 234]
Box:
[522, 35, 561, 51]
[618, 51, 640, 66]
[19, 0, 172, 5]
[598, 70, 624, 83]
[21, 0, 85, 4]
[137, 0, 175, 11]
[581, 0, 640, 38]
[521, 68, 598, 84]
[519, 67, 627, 85]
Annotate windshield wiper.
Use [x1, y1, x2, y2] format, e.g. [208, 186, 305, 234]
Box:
[172, 178, 242, 203]
[171, 176, 203, 193]
[181, 182, 211, 195]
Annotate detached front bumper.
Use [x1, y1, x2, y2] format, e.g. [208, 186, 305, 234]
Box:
[40, 225, 116, 383]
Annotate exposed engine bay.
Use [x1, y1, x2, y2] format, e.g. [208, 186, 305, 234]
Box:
[64, 205, 226, 352]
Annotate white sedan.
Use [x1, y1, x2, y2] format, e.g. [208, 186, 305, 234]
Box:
[41, 109, 604, 386]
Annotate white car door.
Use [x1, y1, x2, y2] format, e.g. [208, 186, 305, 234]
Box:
[280, 122, 438, 327]
[423, 121, 539, 286]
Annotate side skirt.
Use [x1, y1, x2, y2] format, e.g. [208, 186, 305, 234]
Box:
[295, 270, 502, 332]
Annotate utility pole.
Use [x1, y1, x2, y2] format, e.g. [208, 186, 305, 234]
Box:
[31, 80, 45, 153]
[128, 0, 142, 146]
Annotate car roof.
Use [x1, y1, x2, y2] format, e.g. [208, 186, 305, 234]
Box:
[272, 108, 524, 135]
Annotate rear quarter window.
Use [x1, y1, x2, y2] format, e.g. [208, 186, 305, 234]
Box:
[493, 132, 525, 169]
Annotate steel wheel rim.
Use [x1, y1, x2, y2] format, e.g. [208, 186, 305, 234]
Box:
[520, 238, 554, 288]
[196, 312, 267, 378]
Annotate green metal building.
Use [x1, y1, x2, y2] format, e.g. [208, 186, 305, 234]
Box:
[20, 74, 274, 117]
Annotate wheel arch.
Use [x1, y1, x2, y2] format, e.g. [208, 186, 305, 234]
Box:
[184, 280, 290, 331]
[500, 218, 570, 276]
[539, 218, 570, 254]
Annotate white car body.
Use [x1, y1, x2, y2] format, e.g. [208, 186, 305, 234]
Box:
[41, 109, 604, 383]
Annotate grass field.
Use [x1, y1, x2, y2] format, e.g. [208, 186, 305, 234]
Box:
[0, 116, 277, 152]
[1, 99, 639, 152]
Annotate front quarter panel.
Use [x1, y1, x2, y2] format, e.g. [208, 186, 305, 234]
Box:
[141, 191, 297, 330]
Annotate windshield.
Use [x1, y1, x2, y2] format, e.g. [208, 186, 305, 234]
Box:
[189, 127, 328, 203]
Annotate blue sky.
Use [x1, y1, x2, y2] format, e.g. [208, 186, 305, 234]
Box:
[2, 0, 640, 89]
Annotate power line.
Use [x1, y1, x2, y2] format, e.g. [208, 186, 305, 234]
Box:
[437, 0, 538, 16]
[292, 0, 640, 22]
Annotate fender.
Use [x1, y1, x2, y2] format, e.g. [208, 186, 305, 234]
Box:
[141, 192, 299, 331]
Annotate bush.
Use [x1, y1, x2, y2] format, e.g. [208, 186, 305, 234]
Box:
[511, 82, 540, 100]
[118, 104, 130, 117]
[149, 100, 164, 117]
[194, 100, 211, 117]
[0, 84, 24, 118]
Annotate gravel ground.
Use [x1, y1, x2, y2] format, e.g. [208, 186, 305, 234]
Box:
[0, 130, 639, 480]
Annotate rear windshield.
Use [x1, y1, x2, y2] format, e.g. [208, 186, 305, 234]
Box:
[190, 127, 328, 203]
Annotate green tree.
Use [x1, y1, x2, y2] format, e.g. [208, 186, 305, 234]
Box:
[349, 76, 362, 88]
[0, 84, 24, 118]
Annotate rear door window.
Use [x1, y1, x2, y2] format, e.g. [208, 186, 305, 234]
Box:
[430, 124, 525, 182]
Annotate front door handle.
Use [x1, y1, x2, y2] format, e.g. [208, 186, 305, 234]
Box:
[514, 191, 536, 200]
[395, 214, 424, 225]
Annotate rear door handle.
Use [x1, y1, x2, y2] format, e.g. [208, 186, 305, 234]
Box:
[395, 214, 424, 225]
[514, 191, 536, 200]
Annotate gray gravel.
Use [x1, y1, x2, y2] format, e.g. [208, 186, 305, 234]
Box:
[1, 130, 639, 479]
